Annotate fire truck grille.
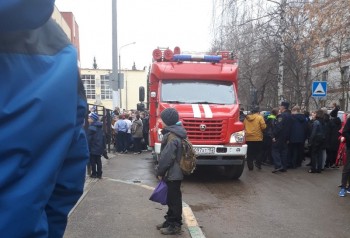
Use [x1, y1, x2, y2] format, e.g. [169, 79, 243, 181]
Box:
[182, 119, 225, 141]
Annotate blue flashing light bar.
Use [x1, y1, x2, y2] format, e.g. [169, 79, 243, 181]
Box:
[173, 54, 222, 63]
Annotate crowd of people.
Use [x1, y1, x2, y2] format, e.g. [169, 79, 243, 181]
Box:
[85, 107, 150, 180]
[111, 107, 150, 155]
[241, 101, 350, 197]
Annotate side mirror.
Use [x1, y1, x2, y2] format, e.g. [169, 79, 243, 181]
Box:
[137, 103, 145, 111]
[139, 86, 145, 102]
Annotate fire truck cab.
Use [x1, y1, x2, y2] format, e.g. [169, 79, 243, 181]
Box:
[144, 47, 247, 179]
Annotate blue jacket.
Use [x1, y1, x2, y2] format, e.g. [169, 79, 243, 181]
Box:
[289, 113, 308, 143]
[0, 1, 89, 237]
[88, 121, 105, 155]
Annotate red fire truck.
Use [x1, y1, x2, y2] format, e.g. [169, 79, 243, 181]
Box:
[142, 47, 247, 179]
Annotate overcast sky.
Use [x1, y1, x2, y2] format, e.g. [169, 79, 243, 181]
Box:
[55, 0, 214, 70]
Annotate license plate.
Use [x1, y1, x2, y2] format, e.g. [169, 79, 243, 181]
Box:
[194, 147, 215, 155]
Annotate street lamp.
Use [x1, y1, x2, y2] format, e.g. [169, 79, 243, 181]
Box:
[119, 41, 136, 109]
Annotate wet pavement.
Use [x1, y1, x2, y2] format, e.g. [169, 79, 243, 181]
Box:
[64, 151, 204, 238]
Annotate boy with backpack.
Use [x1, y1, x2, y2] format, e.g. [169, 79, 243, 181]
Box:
[156, 108, 187, 235]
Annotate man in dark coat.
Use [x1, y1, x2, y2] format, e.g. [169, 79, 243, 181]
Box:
[289, 106, 308, 168]
[141, 111, 150, 150]
[271, 101, 292, 173]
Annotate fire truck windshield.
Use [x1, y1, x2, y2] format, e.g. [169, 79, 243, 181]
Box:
[161, 80, 237, 104]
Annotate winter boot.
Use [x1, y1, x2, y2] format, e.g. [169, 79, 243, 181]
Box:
[156, 221, 169, 230]
[160, 225, 181, 235]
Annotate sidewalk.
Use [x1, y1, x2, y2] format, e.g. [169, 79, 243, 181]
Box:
[64, 152, 205, 238]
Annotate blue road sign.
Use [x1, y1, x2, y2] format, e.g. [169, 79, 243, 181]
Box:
[312, 81, 327, 97]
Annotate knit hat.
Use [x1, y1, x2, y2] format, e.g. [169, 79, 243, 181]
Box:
[161, 108, 179, 126]
[280, 101, 290, 109]
[89, 112, 99, 122]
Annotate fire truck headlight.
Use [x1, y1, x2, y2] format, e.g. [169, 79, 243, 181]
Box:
[230, 131, 245, 143]
[157, 129, 163, 141]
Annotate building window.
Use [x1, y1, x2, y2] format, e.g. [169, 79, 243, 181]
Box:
[322, 70, 328, 81]
[82, 74, 95, 99]
[324, 41, 330, 58]
[101, 75, 113, 99]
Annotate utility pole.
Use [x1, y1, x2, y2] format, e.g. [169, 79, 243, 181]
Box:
[111, 0, 119, 108]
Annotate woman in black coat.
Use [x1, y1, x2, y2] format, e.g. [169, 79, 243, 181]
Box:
[326, 109, 342, 168]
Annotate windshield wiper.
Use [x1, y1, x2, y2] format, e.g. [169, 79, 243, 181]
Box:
[190, 101, 213, 104]
[163, 100, 183, 104]
[191, 101, 228, 105]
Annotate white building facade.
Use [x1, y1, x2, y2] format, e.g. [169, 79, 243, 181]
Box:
[81, 68, 148, 110]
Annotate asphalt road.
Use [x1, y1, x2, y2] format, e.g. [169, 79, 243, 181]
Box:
[183, 163, 350, 238]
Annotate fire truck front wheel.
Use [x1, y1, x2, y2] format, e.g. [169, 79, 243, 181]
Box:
[224, 161, 245, 179]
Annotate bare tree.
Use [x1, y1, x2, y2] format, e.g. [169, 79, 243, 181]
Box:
[211, 0, 286, 109]
[211, 0, 350, 111]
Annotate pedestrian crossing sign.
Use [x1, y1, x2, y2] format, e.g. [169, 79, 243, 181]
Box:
[312, 81, 327, 97]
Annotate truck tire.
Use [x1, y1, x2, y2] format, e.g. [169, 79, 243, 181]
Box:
[225, 162, 244, 179]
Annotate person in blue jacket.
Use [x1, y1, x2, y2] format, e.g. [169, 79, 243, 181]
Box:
[0, 1, 89, 237]
[87, 112, 105, 179]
